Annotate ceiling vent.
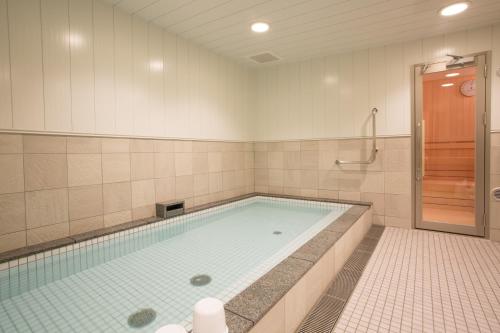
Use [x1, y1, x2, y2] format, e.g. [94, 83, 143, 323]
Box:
[249, 52, 280, 64]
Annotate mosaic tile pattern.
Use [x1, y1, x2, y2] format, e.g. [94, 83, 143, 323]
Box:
[335, 228, 500, 333]
[0, 197, 349, 332]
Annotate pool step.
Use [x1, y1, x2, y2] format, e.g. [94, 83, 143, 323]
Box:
[295, 225, 385, 333]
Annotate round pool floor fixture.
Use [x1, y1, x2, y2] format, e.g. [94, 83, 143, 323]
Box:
[273, 231, 282, 235]
[190, 274, 211, 286]
[127, 308, 156, 328]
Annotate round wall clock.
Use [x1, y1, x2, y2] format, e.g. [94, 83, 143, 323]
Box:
[460, 79, 475, 97]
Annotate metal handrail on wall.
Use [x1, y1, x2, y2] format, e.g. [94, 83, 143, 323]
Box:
[335, 108, 378, 165]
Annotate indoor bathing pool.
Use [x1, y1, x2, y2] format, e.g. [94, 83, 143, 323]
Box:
[0, 196, 350, 332]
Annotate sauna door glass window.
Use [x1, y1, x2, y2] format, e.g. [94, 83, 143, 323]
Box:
[414, 54, 486, 236]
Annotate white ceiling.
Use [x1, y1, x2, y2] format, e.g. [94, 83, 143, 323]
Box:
[106, 0, 500, 65]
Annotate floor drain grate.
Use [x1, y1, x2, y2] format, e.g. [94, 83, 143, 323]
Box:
[127, 308, 156, 328]
[190, 274, 211, 286]
[273, 231, 282, 235]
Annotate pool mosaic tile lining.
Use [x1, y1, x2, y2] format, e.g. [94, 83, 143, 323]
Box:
[0, 196, 352, 332]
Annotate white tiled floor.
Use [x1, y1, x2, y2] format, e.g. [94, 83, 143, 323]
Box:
[334, 227, 500, 333]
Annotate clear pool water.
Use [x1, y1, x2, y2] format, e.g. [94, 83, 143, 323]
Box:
[0, 197, 349, 332]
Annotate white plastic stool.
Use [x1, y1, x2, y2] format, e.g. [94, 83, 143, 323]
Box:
[192, 298, 228, 333]
[155, 324, 188, 333]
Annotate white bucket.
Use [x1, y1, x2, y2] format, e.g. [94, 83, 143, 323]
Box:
[192, 298, 228, 333]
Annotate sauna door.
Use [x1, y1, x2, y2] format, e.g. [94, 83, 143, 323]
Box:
[414, 54, 487, 236]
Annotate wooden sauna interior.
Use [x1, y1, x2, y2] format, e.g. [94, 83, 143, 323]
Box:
[422, 67, 476, 225]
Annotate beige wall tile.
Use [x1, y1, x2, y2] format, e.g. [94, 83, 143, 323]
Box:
[0, 154, 24, 194]
[26, 188, 68, 228]
[317, 189, 339, 199]
[385, 171, 411, 194]
[194, 173, 209, 196]
[385, 148, 411, 172]
[155, 177, 175, 202]
[192, 141, 208, 152]
[491, 147, 500, 174]
[68, 185, 103, 221]
[131, 153, 154, 180]
[244, 152, 254, 169]
[208, 152, 222, 172]
[104, 210, 132, 227]
[222, 152, 236, 171]
[300, 150, 318, 169]
[268, 169, 284, 187]
[67, 154, 102, 187]
[24, 154, 67, 191]
[301, 189, 318, 197]
[154, 153, 175, 178]
[0, 193, 25, 235]
[175, 175, 193, 199]
[193, 152, 209, 174]
[130, 139, 154, 152]
[300, 140, 318, 151]
[284, 187, 301, 196]
[0, 231, 26, 252]
[67, 137, 101, 153]
[101, 138, 130, 153]
[0, 134, 23, 153]
[103, 181, 131, 214]
[131, 179, 155, 208]
[385, 216, 411, 228]
[318, 170, 338, 191]
[223, 171, 237, 191]
[175, 153, 193, 176]
[24, 135, 66, 153]
[284, 169, 301, 188]
[254, 151, 268, 169]
[102, 153, 131, 183]
[174, 141, 192, 152]
[267, 142, 284, 151]
[319, 140, 338, 151]
[209, 173, 223, 193]
[254, 142, 267, 151]
[360, 172, 384, 193]
[255, 169, 268, 186]
[300, 170, 318, 189]
[361, 192, 385, 215]
[385, 194, 411, 218]
[27, 222, 69, 245]
[490, 228, 500, 242]
[318, 150, 337, 170]
[132, 205, 155, 220]
[385, 137, 410, 150]
[153, 140, 174, 153]
[70, 216, 103, 235]
[268, 152, 284, 169]
[339, 191, 361, 201]
[284, 151, 301, 169]
[283, 141, 300, 151]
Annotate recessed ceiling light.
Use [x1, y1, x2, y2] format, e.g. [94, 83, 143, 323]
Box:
[441, 83, 454, 87]
[251, 22, 270, 33]
[439, 2, 470, 16]
[446, 72, 460, 77]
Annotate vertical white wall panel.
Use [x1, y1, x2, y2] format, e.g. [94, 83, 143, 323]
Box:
[41, 0, 71, 132]
[368, 47, 387, 136]
[338, 53, 353, 137]
[288, 63, 301, 139]
[176, 37, 189, 138]
[324, 55, 339, 137]
[352, 50, 370, 137]
[385, 43, 405, 136]
[0, 0, 12, 128]
[492, 23, 500, 131]
[8, 0, 44, 130]
[69, 0, 95, 133]
[94, 0, 115, 134]
[163, 31, 177, 137]
[147, 24, 164, 137]
[132, 16, 149, 135]
[467, 26, 492, 55]
[187, 42, 199, 138]
[311, 58, 325, 138]
[113, 8, 133, 135]
[299, 60, 313, 139]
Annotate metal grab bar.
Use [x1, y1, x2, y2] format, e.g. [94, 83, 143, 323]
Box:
[335, 108, 378, 165]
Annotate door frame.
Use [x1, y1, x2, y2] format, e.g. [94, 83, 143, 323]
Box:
[411, 51, 491, 237]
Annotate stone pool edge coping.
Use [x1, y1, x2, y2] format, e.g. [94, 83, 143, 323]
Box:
[0, 193, 371, 264]
[223, 201, 371, 333]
